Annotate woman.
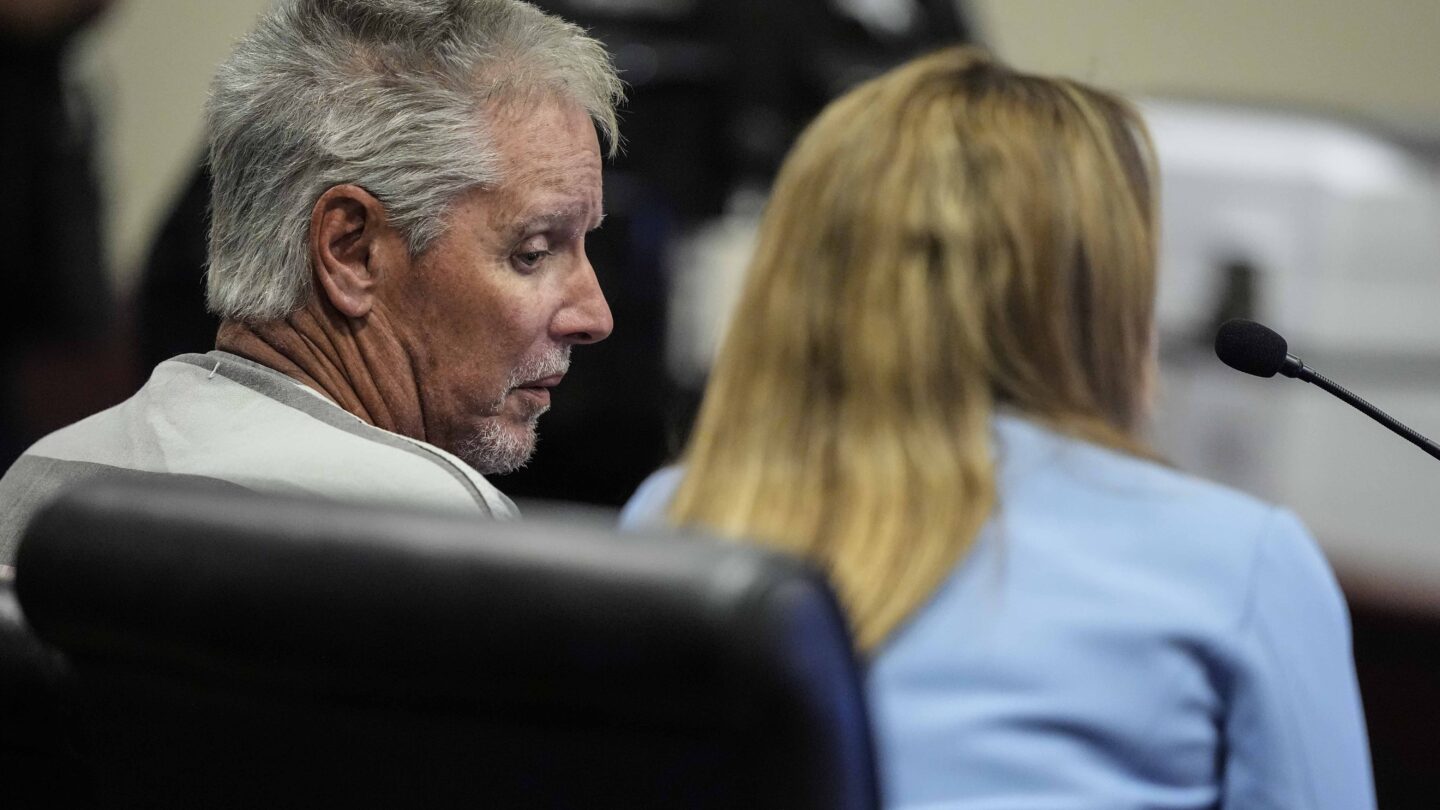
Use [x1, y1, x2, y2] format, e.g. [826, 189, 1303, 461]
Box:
[622, 48, 1373, 808]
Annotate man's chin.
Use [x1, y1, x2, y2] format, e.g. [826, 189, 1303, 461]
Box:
[452, 417, 539, 476]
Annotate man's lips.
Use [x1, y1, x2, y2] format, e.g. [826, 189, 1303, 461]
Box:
[511, 374, 564, 408]
[519, 374, 566, 389]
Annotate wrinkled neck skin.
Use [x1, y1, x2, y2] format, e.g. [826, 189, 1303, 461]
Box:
[215, 298, 426, 442]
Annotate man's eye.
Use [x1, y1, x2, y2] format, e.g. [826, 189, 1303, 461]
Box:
[513, 250, 551, 271]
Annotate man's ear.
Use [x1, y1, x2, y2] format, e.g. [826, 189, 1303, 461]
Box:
[308, 184, 401, 319]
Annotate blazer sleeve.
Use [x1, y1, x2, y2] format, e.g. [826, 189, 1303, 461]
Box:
[618, 466, 684, 529]
[1220, 508, 1375, 809]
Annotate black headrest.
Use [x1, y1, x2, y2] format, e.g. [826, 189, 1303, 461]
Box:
[16, 479, 878, 809]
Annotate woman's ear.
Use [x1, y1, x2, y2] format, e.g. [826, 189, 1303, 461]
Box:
[308, 184, 397, 319]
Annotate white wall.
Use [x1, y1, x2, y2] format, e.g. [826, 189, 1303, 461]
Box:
[971, 0, 1440, 139]
[82, 0, 1440, 288]
[76, 0, 272, 289]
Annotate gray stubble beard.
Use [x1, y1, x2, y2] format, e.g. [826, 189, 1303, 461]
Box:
[456, 407, 548, 475]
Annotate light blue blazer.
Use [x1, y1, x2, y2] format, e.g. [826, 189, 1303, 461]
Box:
[620, 414, 1374, 809]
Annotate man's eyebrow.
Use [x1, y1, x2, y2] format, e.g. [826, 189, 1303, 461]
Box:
[508, 204, 605, 240]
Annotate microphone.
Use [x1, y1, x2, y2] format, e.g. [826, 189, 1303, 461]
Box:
[1214, 318, 1440, 462]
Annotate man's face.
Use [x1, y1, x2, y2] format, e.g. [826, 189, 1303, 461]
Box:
[382, 96, 612, 474]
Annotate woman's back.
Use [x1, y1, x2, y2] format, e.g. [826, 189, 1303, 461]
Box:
[623, 415, 1373, 808]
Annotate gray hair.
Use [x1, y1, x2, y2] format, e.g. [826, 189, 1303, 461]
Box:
[204, 0, 623, 321]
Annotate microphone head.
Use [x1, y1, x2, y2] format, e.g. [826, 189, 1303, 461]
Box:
[1215, 319, 1289, 378]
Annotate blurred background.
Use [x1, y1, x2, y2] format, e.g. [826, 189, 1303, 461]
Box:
[4, 0, 1439, 805]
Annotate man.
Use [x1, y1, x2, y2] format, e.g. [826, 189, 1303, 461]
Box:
[0, 0, 623, 567]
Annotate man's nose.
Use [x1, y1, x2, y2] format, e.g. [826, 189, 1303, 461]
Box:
[554, 257, 613, 345]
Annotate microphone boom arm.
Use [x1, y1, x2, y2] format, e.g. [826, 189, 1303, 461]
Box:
[1296, 365, 1440, 462]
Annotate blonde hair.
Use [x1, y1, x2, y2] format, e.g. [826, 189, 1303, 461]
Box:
[670, 47, 1160, 651]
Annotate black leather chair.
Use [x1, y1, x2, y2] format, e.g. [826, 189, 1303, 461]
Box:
[0, 578, 92, 807]
[15, 480, 879, 809]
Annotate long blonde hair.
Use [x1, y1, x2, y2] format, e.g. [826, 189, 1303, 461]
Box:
[670, 47, 1159, 651]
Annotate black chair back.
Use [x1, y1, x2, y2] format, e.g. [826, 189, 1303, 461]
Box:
[16, 480, 879, 809]
[0, 577, 91, 807]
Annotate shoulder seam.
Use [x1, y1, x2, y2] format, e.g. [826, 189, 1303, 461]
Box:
[1233, 506, 1284, 637]
[172, 353, 494, 517]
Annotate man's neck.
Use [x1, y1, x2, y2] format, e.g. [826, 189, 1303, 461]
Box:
[215, 305, 427, 441]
